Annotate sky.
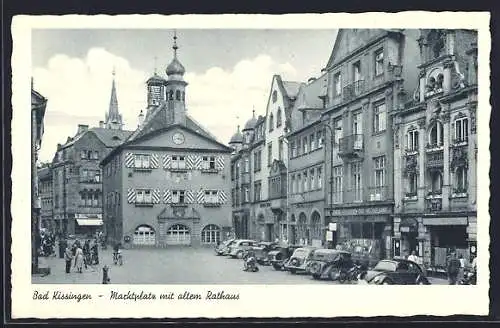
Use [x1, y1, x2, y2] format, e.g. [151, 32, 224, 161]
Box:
[32, 29, 338, 162]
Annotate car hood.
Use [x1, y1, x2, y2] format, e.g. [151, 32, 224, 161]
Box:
[364, 270, 385, 282]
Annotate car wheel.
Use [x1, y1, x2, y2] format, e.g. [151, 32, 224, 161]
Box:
[272, 264, 282, 271]
[312, 274, 320, 280]
[236, 251, 244, 259]
[382, 280, 391, 285]
[328, 270, 338, 281]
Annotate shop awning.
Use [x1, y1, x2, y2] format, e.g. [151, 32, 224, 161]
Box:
[76, 218, 103, 226]
[422, 217, 467, 226]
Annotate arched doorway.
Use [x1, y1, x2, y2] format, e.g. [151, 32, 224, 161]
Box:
[166, 224, 191, 245]
[310, 211, 322, 246]
[297, 213, 308, 245]
[201, 224, 221, 245]
[133, 224, 156, 245]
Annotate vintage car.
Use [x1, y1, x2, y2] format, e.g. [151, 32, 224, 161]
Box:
[251, 242, 280, 265]
[214, 239, 236, 256]
[360, 259, 431, 285]
[307, 249, 354, 280]
[227, 239, 259, 259]
[283, 246, 317, 274]
[268, 245, 303, 271]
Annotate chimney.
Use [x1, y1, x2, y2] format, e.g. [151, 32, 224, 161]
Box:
[99, 120, 104, 128]
[57, 143, 62, 150]
[77, 124, 89, 134]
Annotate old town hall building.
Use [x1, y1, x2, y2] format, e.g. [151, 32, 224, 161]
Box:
[101, 34, 232, 247]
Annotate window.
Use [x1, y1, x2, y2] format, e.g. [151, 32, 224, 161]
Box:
[297, 173, 302, 193]
[310, 168, 315, 190]
[317, 130, 324, 148]
[254, 182, 261, 201]
[291, 175, 296, 193]
[267, 143, 272, 166]
[244, 187, 250, 202]
[430, 171, 443, 194]
[201, 225, 221, 244]
[454, 167, 468, 193]
[303, 171, 308, 192]
[172, 190, 185, 204]
[303, 136, 308, 153]
[253, 151, 262, 172]
[333, 166, 343, 203]
[429, 122, 444, 147]
[407, 173, 418, 196]
[407, 129, 419, 151]
[373, 102, 386, 133]
[272, 90, 278, 103]
[296, 139, 302, 156]
[375, 49, 384, 76]
[277, 108, 282, 128]
[317, 167, 323, 189]
[80, 150, 87, 159]
[269, 113, 274, 132]
[334, 72, 342, 97]
[93, 191, 99, 206]
[136, 189, 152, 204]
[87, 150, 92, 159]
[278, 139, 284, 161]
[374, 156, 386, 188]
[310, 133, 315, 151]
[81, 191, 87, 206]
[172, 156, 186, 169]
[244, 158, 250, 173]
[455, 117, 469, 143]
[134, 154, 151, 169]
[353, 61, 361, 82]
[204, 190, 219, 204]
[290, 141, 297, 158]
[175, 90, 181, 100]
[351, 162, 362, 201]
[93, 151, 99, 160]
[95, 170, 101, 183]
[81, 169, 88, 182]
[334, 118, 343, 146]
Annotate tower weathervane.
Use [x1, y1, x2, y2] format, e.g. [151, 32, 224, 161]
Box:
[173, 30, 178, 57]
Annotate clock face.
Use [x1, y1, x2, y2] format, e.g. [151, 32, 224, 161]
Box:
[172, 132, 185, 145]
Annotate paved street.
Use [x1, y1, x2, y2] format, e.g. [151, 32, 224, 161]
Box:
[33, 247, 448, 285]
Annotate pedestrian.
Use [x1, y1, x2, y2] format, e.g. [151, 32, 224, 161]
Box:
[458, 254, 465, 281]
[102, 265, 110, 284]
[407, 250, 419, 263]
[74, 245, 84, 273]
[446, 251, 460, 285]
[83, 240, 91, 269]
[471, 255, 477, 273]
[91, 242, 99, 265]
[64, 244, 73, 274]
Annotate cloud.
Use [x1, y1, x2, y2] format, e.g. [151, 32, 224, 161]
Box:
[34, 51, 299, 162]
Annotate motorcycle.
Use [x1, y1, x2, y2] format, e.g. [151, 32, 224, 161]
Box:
[242, 251, 259, 272]
[459, 270, 476, 285]
[113, 250, 123, 266]
[338, 264, 365, 284]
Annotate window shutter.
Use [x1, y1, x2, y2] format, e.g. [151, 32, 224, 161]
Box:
[163, 154, 172, 169]
[218, 190, 228, 204]
[152, 189, 161, 204]
[186, 190, 195, 204]
[216, 155, 225, 170]
[197, 190, 205, 204]
[150, 154, 159, 168]
[127, 188, 136, 203]
[163, 189, 172, 204]
[186, 155, 194, 170]
[194, 155, 203, 170]
[125, 153, 134, 168]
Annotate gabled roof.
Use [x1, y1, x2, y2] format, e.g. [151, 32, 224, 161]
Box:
[101, 123, 232, 166]
[282, 81, 301, 99]
[59, 127, 133, 150]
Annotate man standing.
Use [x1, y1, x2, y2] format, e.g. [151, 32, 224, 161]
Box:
[407, 250, 419, 263]
[64, 244, 73, 274]
[446, 251, 460, 285]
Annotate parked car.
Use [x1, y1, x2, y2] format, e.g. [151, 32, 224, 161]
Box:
[268, 245, 303, 271]
[227, 239, 258, 259]
[307, 249, 354, 280]
[214, 239, 236, 256]
[251, 242, 280, 265]
[360, 259, 430, 285]
[283, 247, 317, 274]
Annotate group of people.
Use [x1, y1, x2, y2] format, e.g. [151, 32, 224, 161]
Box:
[64, 239, 100, 274]
[38, 231, 57, 257]
[446, 251, 477, 285]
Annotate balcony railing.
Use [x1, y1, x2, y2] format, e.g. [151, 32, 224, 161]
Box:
[426, 151, 444, 168]
[368, 186, 391, 202]
[339, 134, 363, 158]
[342, 80, 365, 102]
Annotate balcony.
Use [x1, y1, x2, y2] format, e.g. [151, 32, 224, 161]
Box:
[342, 80, 365, 102]
[426, 151, 444, 168]
[339, 134, 363, 159]
[368, 186, 391, 202]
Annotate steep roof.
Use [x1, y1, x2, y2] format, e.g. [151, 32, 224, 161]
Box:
[60, 127, 133, 149]
[282, 81, 301, 99]
[294, 74, 328, 111]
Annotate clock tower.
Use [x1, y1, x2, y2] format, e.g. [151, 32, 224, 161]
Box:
[165, 30, 187, 126]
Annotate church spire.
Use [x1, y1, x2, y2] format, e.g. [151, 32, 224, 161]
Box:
[105, 67, 123, 130]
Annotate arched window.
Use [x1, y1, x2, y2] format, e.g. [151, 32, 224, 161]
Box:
[430, 171, 443, 194]
[175, 90, 181, 100]
[169, 90, 174, 100]
[269, 113, 274, 132]
[429, 121, 444, 147]
[201, 224, 221, 244]
[310, 211, 321, 240]
[276, 107, 282, 128]
[454, 167, 468, 193]
[134, 224, 156, 245]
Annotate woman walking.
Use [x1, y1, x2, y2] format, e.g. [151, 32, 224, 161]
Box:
[74, 245, 84, 273]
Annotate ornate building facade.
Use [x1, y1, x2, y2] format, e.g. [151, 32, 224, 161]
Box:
[392, 29, 478, 272]
[101, 34, 233, 248]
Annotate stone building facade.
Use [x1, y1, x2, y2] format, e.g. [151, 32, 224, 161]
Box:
[38, 164, 53, 231]
[321, 29, 421, 262]
[101, 34, 233, 248]
[392, 29, 478, 271]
